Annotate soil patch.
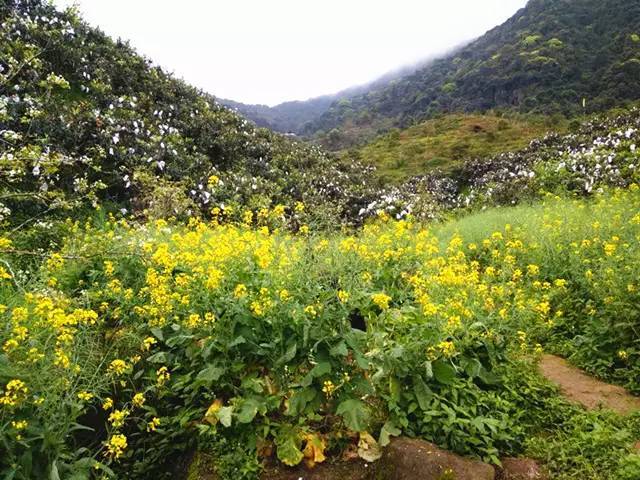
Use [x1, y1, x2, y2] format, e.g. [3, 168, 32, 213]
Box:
[539, 354, 640, 415]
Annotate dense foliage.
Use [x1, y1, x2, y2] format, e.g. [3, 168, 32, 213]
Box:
[0, 0, 383, 231]
[220, 62, 426, 135]
[2, 3, 640, 480]
[304, 0, 640, 147]
[2, 189, 640, 479]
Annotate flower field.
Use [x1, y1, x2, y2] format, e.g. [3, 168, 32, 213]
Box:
[2, 187, 640, 479]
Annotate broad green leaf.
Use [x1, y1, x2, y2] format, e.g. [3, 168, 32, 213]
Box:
[276, 430, 304, 466]
[287, 388, 317, 416]
[302, 361, 332, 387]
[337, 399, 369, 432]
[433, 360, 456, 385]
[196, 365, 225, 384]
[228, 335, 246, 348]
[146, 351, 170, 364]
[276, 342, 297, 366]
[413, 377, 432, 410]
[329, 341, 348, 357]
[150, 327, 164, 341]
[379, 420, 401, 447]
[237, 398, 260, 423]
[461, 357, 482, 378]
[217, 406, 233, 427]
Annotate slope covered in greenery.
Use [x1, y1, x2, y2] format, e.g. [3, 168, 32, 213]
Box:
[220, 62, 430, 135]
[0, 0, 382, 232]
[305, 0, 640, 147]
[2, 2, 640, 480]
[344, 112, 564, 182]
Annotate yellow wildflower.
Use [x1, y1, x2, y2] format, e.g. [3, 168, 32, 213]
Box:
[77, 391, 94, 402]
[105, 434, 128, 459]
[147, 417, 161, 432]
[371, 293, 391, 310]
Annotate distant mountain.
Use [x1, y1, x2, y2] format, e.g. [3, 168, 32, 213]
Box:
[220, 60, 437, 135]
[246, 0, 640, 149]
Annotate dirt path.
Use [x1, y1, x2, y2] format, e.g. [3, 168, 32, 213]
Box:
[539, 354, 640, 415]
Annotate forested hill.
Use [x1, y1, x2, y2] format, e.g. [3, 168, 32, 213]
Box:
[0, 0, 381, 229]
[303, 0, 640, 147]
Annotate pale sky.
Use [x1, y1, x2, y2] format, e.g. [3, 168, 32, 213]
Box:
[53, 0, 528, 106]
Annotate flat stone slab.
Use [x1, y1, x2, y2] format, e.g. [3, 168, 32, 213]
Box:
[539, 354, 640, 415]
[378, 438, 495, 480]
[497, 457, 546, 480]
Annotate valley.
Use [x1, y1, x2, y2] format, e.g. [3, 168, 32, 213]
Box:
[1, 1, 640, 479]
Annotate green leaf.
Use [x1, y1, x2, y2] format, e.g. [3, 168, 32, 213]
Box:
[337, 399, 369, 432]
[330, 341, 348, 357]
[228, 336, 246, 348]
[311, 361, 331, 377]
[302, 361, 332, 387]
[237, 398, 260, 423]
[461, 357, 482, 378]
[379, 420, 401, 447]
[287, 388, 317, 416]
[433, 360, 456, 385]
[150, 327, 164, 341]
[276, 430, 304, 466]
[50, 461, 60, 480]
[389, 377, 401, 403]
[196, 365, 225, 384]
[216, 406, 233, 427]
[413, 377, 432, 410]
[276, 342, 297, 367]
[146, 351, 170, 364]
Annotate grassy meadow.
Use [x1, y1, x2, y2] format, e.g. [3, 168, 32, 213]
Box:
[346, 113, 566, 182]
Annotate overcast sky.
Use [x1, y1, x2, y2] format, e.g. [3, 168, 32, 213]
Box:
[53, 0, 528, 106]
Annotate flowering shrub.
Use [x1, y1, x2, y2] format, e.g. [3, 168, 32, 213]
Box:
[1, 187, 640, 478]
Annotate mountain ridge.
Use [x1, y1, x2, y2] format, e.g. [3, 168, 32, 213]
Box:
[225, 0, 640, 149]
[304, 0, 640, 147]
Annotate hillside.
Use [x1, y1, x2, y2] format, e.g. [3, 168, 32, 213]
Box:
[3, 1, 640, 480]
[344, 112, 565, 182]
[0, 0, 381, 232]
[304, 0, 640, 147]
[221, 96, 335, 134]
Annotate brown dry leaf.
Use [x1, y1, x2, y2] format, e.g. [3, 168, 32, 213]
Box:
[341, 442, 360, 462]
[203, 398, 223, 425]
[302, 433, 327, 468]
[357, 432, 382, 462]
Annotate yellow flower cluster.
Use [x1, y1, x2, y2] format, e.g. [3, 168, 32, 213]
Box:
[0, 379, 28, 407]
[105, 433, 128, 459]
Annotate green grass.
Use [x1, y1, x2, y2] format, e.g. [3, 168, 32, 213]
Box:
[347, 113, 566, 183]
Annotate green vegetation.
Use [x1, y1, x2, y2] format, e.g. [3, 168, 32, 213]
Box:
[347, 113, 565, 182]
[0, 0, 379, 232]
[3, 189, 640, 479]
[303, 0, 640, 148]
[2, 2, 640, 480]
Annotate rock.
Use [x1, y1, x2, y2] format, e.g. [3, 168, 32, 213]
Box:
[497, 458, 546, 480]
[377, 437, 495, 480]
[183, 438, 499, 480]
[266, 460, 373, 480]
